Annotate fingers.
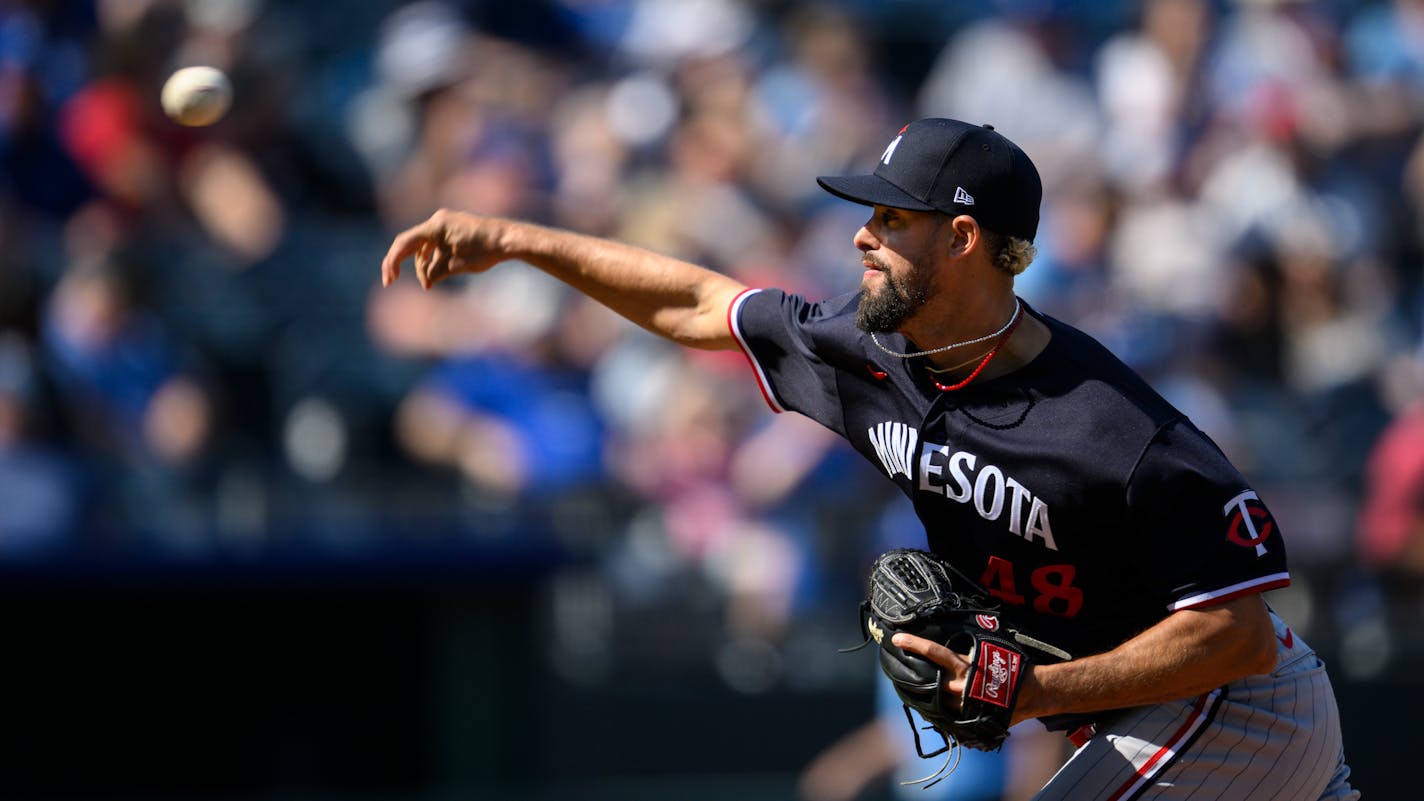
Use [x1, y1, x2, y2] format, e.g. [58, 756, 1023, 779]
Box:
[891, 632, 965, 666]
[380, 217, 444, 288]
[416, 243, 450, 290]
[381, 227, 423, 287]
[381, 210, 491, 289]
[892, 632, 971, 693]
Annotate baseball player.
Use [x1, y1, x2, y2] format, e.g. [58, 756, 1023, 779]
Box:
[381, 118, 1358, 800]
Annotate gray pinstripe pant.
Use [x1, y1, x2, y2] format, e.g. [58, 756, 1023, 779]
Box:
[1031, 613, 1358, 801]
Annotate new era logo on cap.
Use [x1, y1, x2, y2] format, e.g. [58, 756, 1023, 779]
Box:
[816, 118, 1042, 242]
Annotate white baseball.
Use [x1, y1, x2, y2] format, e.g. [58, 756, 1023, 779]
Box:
[161, 66, 232, 127]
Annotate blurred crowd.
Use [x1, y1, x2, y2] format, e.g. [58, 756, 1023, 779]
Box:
[3, 0, 1424, 689]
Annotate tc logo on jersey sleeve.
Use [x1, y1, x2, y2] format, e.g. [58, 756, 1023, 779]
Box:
[1223, 490, 1275, 556]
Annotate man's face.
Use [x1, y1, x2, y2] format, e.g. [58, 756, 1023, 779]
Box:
[854, 206, 945, 333]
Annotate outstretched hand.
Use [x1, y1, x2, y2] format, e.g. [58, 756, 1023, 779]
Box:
[381, 209, 506, 289]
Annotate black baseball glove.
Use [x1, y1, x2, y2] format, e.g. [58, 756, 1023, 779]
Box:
[858, 549, 1071, 783]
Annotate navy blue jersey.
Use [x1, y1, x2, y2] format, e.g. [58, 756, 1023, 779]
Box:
[730, 288, 1289, 659]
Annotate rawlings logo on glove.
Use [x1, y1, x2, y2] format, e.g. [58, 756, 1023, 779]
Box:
[971, 642, 1020, 707]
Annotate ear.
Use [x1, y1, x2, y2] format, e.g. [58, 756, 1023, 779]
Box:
[946, 214, 981, 258]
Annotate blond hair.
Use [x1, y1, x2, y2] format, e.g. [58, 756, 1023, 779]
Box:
[982, 230, 1038, 276]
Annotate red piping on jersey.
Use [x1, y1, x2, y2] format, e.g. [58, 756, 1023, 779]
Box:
[1171, 575, 1291, 612]
[1105, 690, 1217, 801]
[727, 288, 785, 413]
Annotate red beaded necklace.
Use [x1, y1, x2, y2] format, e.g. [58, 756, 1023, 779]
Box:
[928, 306, 1024, 392]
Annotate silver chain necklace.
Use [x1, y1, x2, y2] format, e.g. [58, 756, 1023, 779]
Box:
[869, 297, 1022, 359]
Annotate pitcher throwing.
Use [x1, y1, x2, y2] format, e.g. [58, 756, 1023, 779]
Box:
[381, 118, 1358, 800]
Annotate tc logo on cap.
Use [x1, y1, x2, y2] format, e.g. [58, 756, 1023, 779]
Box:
[881, 135, 902, 166]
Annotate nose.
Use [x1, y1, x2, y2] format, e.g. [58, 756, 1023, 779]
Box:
[853, 225, 878, 253]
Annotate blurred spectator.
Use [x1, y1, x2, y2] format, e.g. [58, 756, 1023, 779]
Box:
[390, 270, 610, 535]
[1357, 404, 1424, 570]
[40, 253, 214, 540]
[615, 61, 786, 275]
[0, 334, 86, 554]
[1355, 355, 1424, 615]
[1345, 0, 1424, 98]
[749, 4, 897, 214]
[1094, 0, 1212, 195]
[917, 13, 1100, 192]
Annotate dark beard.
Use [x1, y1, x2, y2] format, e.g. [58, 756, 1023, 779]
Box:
[855, 269, 929, 333]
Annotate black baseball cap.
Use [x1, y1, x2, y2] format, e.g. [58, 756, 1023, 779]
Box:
[817, 118, 1042, 242]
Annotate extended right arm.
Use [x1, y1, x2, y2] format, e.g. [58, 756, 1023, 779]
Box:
[380, 209, 749, 351]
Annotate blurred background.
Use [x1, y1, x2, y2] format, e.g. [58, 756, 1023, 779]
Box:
[0, 0, 1419, 798]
